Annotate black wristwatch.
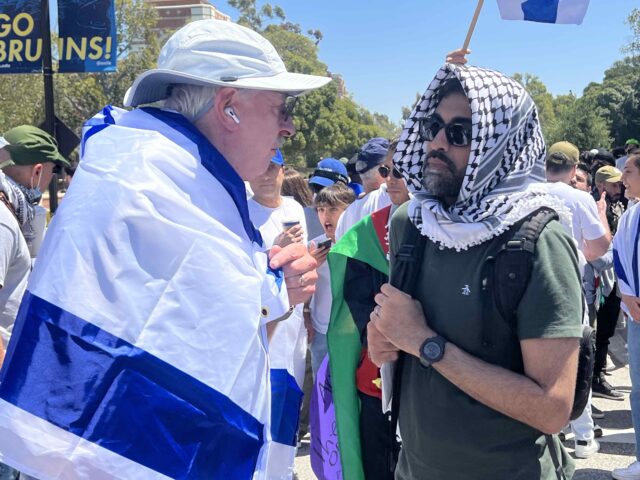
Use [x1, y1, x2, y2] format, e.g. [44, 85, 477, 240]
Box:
[419, 335, 447, 368]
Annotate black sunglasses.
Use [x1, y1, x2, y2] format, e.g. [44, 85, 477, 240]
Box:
[280, 95, 298, 122]
[418, 115, 473, 147]
[378, 165, 403, 179]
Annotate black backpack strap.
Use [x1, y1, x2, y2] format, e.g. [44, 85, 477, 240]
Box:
[483, 207, 568, 479]
[546, 434, 567, 480]
[388, 217, 427, 473]
[486, 207, 559, 332]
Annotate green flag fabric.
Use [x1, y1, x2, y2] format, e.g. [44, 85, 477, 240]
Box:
[326, 207, 391, 480]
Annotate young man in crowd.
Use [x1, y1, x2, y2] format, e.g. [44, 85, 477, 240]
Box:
[592, 165, 627, 401]
[368, 63, 583, 479]
[543, 140, 611, 458]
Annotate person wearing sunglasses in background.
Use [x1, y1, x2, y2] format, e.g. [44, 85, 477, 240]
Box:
[334, 137, 392, 241]
[368, 58, 583, 479]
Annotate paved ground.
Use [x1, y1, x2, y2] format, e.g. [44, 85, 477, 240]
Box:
[294, 320, 637, 479]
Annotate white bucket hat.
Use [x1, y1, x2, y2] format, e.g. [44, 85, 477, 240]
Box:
[124, 20, 331, 107]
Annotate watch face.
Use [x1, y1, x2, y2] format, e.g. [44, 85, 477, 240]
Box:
[423, 341, 442, 360]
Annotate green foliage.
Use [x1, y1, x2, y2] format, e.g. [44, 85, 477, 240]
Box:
[513, 73, 557, 141]
[625, 8, 640, 54]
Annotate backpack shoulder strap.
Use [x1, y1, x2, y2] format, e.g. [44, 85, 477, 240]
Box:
[389, 214, 427, 472]
[389, 216, 427, 295]
[492, 207, 559, 326]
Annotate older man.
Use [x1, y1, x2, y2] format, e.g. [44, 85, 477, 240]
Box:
[368, 64, 582, 479]
[0, 20, 328, 480]
[335, 137, 392, 240]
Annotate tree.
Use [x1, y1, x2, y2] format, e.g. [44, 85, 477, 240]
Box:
[513, 73, 557, 141]
[551, 96, 611, 150]
[625, 8, 640, 54]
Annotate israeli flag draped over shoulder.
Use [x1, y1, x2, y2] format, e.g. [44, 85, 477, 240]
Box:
[614, 203, 640, 319]
[0, 105, 291, 479]
[497, 0, 590, 25]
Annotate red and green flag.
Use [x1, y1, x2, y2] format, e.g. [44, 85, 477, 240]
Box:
[326, 206, 391, 480]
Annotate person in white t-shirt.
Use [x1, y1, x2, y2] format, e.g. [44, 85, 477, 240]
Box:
[544, 141, 611, 459]
[335, 138, 391, 241]
[306, 183, 355, 376]
[248, 150, 308, 381]
[248, 150, 311, 478]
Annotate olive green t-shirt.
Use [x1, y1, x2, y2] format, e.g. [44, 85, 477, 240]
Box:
[390, 203, 583, 480]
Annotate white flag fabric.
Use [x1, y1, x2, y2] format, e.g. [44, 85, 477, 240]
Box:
[248, 196, 308, 480]
[614, 203, 640, 319]
[497, 0, 590, 25]
[0, 106, 290, 479]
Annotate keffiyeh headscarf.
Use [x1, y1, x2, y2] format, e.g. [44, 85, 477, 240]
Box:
[395, 63, 569, 250]
[0, 170, 36, 241]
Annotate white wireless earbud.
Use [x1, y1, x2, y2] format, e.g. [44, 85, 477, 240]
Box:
[224, 107, 240, 124]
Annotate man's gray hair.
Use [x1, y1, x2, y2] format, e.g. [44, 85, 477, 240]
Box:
[164, 84, 219, 122]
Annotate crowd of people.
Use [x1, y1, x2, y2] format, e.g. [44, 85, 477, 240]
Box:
[0, 17, 639, 480]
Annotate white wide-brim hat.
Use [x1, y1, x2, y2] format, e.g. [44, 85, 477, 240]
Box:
[124, 20, 331, 107]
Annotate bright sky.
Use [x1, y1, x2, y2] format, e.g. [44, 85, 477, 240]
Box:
[221, 0, 635, 123]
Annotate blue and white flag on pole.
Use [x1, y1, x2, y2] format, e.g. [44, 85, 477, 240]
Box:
[614, 204, 640, 319]
[0, 106, 289, 479]
[497, 0, 590, 25]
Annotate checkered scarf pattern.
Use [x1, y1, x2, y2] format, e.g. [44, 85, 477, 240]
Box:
[394, 63, 566, 251]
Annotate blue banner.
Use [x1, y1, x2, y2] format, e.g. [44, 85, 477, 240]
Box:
[0, 1, 43, 73]
[57, 0, 117, 73]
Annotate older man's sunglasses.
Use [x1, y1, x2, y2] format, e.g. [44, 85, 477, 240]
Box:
[280, 95, 298, 122]
[378, 165, 403, 179]
[418, 115, 473, 147]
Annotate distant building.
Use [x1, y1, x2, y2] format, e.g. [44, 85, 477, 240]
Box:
[145, 1, 230, 32]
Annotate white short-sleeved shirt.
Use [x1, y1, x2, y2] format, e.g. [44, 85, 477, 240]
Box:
[0, 203, 31, 345]
[543, 182, 606, 249]
[248, 196, 308, 248]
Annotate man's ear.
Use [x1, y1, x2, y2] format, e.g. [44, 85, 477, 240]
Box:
[212, 88, 241, 131]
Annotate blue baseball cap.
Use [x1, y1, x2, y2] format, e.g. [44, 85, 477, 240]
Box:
[355, 137, 389, 173]
[309, 158, 349, 188]
[271, 149, 284, 166]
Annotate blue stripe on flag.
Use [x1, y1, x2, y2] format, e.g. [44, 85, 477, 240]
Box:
[81, 105, 116, 155]
[0, 292, 264, 480]
[613, 248, 630, 290]
[141, 107, 264, 247]
[522, 0, 560, 23]
[270, 369, 303, 446]
[633, 214, 640, 297]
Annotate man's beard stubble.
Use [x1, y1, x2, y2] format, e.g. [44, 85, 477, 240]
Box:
[421, 150, 464, 199]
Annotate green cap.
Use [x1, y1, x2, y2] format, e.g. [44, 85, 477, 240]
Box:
[595, 165, 622, 184]
[546, 141, 579, 167]
[626, 138, 639, 146]
[1, 125, 70, 168]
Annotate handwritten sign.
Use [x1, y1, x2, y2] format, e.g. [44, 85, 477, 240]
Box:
[310, 355, 342, 480]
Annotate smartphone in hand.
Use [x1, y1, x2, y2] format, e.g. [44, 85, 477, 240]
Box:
[317, 239, 332, 250]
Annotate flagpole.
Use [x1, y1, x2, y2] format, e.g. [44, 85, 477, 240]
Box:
[41, 0, 58, 214]
[462, 0, 485, 51]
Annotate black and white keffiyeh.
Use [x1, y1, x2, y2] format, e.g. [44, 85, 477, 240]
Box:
[0, 170, 36, 239]
[394, 63, 569, 250]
